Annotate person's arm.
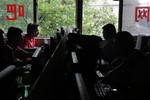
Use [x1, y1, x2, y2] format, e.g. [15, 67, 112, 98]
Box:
[17, 46, 33, 60]
[101, 56, 132, 87]
[14, 58, 32, 68]
[23, 48, 37, 53]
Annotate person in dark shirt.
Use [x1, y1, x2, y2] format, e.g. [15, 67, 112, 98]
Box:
[67, 33, 102, 83]
[99, 31, 150, 99]
[101, 23, 118, 64]
[6, 27, 33, 67]
[0, 29, 14, 71]
[98, 23, 120, 74]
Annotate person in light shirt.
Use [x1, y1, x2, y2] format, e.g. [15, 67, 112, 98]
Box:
[22, 23, 39, 49]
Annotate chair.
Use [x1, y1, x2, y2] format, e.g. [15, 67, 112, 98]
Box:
[31, 47, 44, 86]
[0, 65, 17, 100]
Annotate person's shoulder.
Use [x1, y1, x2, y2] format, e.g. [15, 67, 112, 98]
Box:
[4, 44, 13, 51]
[0, 44, 13, 56]
[129, 49, 141, 54]
[23, 34, 28, 38]
[132, 49, 145, 56]
[129, 49, 147, 60]
[23, 34, 30, 41]
[102, 39, 114, 48]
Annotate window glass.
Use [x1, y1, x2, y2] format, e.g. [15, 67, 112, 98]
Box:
[83, 0, 119, 37]
[122, 0, 150, 36]
[38, 0, 76, 37]
[0, 0, 33, 34]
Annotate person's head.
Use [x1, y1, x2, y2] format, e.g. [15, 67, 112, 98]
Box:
[7, 27, 23, 47]
[0, 29, 5, 46]
[114, 31, 135, 56]
[27, 23, 39, 39]
[102, 23, 116, 40]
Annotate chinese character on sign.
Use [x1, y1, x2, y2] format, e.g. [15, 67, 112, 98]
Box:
[135, 6, 150, 22]
[6, 4, 24, 21]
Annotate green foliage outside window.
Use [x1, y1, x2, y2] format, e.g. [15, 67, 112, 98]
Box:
[38, 0, 76, 37]
[0, 0, 117, 37]
[38, 0, 117, 37]
[83, 0, 117, 36]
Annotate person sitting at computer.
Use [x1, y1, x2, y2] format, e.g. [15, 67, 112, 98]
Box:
[6, 27, 33, 67]
[101, 23, 118, 63]
[22, 23, 39, 49]
[0, 29, 14, 71]
[98, 23, 120, 73]
[67, 33, 102, 83]
[99, 31, 150, 99]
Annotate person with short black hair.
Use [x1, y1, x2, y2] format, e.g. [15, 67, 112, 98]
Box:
[100, 23, 118, 67]
[6, 27, 32, 67]
[99, 31, 150, 99]
[0, 28, 14, 71]
[102, 23, 116, 40]
[22, 23, 39, 48]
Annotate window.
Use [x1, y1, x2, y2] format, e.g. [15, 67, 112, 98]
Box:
[82, 0, 119, 37]
[0, 0, 33, 34]
[122, 0, 150, 36]
[38, 0, 76, 37]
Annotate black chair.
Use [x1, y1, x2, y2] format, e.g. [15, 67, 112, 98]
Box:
[0, 65, 17, 100]
[31, 47, 44, 86]
[27, 31, 68, 100]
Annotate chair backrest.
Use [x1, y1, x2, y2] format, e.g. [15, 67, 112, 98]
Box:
[75, 73, 91, 100]
[27, 31, 68, 100]
[0, 65, 17, 100]
[31, 47, 44, 85]
[32, 47, 43, 58]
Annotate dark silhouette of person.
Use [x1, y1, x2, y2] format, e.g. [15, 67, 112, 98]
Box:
[6, 27, 34, 97]
[0, 29, 14, 71]
[60, 27, 65, 36]
[99, 31, 150, 99]
[72, 27, 79, 34]
[67, 33, 102, 83]
[101, 23, 118, 64]
[22, 23, 39, 49]
[6, 27, 32, 67]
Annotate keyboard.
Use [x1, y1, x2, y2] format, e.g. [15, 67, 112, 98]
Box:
[94, 83, 113, 97]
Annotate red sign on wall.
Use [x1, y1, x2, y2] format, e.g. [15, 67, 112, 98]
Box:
[6, 4, 24, 20]
[135, 6, 150, 22]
